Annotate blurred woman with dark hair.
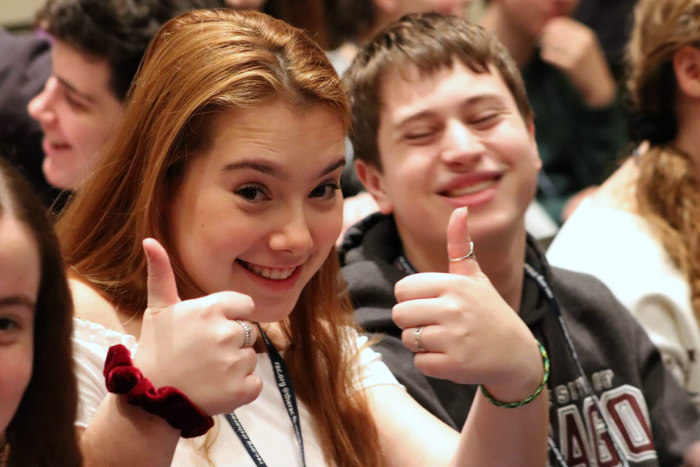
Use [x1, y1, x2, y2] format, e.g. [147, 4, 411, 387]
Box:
[0, 156, 80, 466]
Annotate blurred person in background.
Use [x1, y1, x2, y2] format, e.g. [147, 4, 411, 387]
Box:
[482, 0, 629, 223]
[548, 0, 700, 415]
[27, 0, 219, 194]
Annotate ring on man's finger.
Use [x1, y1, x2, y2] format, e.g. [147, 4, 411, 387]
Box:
[235, 320, 253, 348]
[414, 326, 426, 352]
[448, 241, 474, 262]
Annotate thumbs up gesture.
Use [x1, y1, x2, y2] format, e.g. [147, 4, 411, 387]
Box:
[392, 208, 543, 398]
[132, 238, 263, 416]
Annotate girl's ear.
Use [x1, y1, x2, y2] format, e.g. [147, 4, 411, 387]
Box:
[674, 45, 700, 98]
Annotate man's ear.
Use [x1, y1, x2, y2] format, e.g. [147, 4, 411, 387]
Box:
[354, 159, 394, 214]
[527, 118, 536, 139]
[674, 46, 700, 98]
[526, 117, 542, 172]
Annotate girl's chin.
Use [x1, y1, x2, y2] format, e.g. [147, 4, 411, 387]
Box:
[248, 297, 301, 323]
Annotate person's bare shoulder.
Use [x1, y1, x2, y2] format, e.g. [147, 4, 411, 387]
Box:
[69, 278, 126, 333]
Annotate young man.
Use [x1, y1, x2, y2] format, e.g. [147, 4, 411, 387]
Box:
[482, 0, 628, 222]
[340, 13, 700, 467]
[27, 0, 217, 192]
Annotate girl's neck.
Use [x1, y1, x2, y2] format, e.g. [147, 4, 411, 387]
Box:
[674, 95, 700, 167]
[256, 321, 288, 352]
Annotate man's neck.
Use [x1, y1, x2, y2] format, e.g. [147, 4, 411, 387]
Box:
[481, 5, 536, 69]
[476, 228, 527, 313]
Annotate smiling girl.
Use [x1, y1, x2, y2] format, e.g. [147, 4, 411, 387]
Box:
[56, 9, 548, 467]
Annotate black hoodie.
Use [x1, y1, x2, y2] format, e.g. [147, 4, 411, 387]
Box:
[340, 213, 700, 467]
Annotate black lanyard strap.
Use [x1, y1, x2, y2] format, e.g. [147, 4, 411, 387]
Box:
[524, 263, 630, 467]
[226, 325, 307, 467]
[395, 254, 631, 467]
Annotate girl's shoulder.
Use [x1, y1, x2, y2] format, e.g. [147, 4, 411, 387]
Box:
[69, 278, 139, 336]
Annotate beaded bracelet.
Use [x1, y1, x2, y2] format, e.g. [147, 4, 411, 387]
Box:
[479, 340, 550, 409]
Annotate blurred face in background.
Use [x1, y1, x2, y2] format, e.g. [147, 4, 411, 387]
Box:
[395, 0, 471, 16]
[223, 0, 266, 9]
[492, 0, 579, 38]
[28, 40, 124, 190]
[376, 0, 471, 27]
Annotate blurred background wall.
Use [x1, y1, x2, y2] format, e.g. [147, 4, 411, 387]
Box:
[1, 0, 44, 30]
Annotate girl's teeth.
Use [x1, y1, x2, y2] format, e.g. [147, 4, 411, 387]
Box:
[448, 179, 496, 196]
[247, 263, 296, 280]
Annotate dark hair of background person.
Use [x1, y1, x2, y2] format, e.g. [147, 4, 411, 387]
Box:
[0, 156, 81, 467]
[263, 0, 332, 49]
[344, 12, 532, 171]
[36, 0, 222, 101]
[324, 0, 373, 49]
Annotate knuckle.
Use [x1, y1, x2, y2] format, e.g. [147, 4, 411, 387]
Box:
[226, 378, 260, 407]
[444, 299, 464, 316]
[213, 325, 236, 345]
[239, 347, 258, 366]
[221, 292, 255, 315]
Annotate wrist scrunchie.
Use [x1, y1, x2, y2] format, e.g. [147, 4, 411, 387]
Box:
[103, 344, 214, 438]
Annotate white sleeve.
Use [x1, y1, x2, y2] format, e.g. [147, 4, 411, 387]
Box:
[72, 318, 139, 428]
[352, 331, 403, 391]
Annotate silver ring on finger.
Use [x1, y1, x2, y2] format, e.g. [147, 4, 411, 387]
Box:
[414, 326, 426, 352]
[236, 320, 253, 348]
[448, 241, 474, 262]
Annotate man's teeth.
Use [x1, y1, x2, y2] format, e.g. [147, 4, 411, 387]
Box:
[448, 179, 496, 196]
[245, 263, 296, 280]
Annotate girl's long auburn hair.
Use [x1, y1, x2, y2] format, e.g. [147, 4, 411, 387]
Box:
[627, 0, 700, 325]
[56, 9, 382, 466]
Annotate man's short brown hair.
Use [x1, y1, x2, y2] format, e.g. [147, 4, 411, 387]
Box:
[344, 12, 532, 170]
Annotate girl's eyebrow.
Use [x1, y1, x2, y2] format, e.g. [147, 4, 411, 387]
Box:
[223, 156, 346, 180]
[0, 294, 36, 310]
[320, 157, 346, 177]
[56, 75, 95, 103]
[223, 160, 282, 178]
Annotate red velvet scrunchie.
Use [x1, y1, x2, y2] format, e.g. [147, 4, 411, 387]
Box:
[103, 344, 214, 438]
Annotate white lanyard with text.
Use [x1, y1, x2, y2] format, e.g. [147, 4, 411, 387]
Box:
[225, 325, 307, 467]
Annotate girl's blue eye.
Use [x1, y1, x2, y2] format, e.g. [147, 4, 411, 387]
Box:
[235, 184, 269, 202]
[310, 182, 340, 199]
